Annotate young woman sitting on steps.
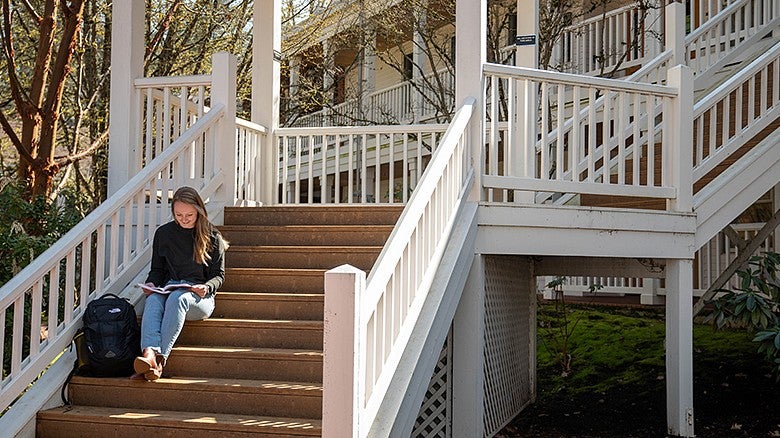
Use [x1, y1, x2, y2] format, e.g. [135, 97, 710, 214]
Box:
[132, 186, 228, 381]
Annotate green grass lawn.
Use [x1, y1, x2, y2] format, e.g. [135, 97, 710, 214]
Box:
[500, 303, 778, 437]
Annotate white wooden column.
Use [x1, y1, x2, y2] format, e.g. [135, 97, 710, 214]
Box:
[665, 259, 695, 437]
[457, 0, 486, 202]
[212, 52, 238, 210]
[252, 0, 281, 205]
[322, 40, 334, 125]
[452, 255, 485, 436]
[412, 7, 429, 123]
[107, 0, 144, 195]
[666, 1, 686, 66]
[514, 0, 539, 203]
[361, 28, 377, 121]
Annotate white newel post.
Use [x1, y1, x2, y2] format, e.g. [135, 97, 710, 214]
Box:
[457, 0, 486, 202]
[361, 29, 377, 122]
[514, 0, 539, 204]
[253, 0, 281, 205]
[665, 259, 695, 437]
[665, 1, 686, 66]
[323, 265, 365, 438]
[666, 65, 693, 213]
[211, 52, 238, 208]
[107, 0, 144, 196]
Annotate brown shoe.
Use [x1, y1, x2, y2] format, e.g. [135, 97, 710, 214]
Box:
[134, 348, 161, 381]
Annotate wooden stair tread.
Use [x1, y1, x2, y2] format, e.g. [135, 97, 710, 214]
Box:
[194, 318, 323, 328]
[71, 375, 323, 395]
[38, 405, 322, 435]
[228, 245, 383, 251]
[173, 345, 323, 360]
[217, 291, 324, 300]
[219, 224, 394, 231]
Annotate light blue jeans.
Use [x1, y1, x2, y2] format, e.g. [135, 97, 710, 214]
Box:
[140, 286, 214, 359]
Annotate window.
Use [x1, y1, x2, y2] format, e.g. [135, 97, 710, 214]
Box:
[403, 53, 414, 81]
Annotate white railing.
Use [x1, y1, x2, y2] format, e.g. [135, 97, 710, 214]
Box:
[0, 106, 227, 415]
[235, 118, 268, 204]
[292, 68, 455, 127]
[275, 124, 449, 204]
[692, 41, 780, 180]
[551, 2, 664, 76]
[686, 0, 779, 76]
[134, 75, 212, 173]
[697, 222, 776, 290]
[323, 98, 476, 436]
[482, 63, 690, 206]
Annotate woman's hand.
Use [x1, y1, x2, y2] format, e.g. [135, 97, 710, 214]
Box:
[143, 282, 156, 296]
[190, 284, 209, 298]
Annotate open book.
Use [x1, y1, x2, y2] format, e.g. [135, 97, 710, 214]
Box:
[137, 283, 193, 294]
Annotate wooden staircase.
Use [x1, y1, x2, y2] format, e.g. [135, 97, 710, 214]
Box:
[36, 205, 403, 437]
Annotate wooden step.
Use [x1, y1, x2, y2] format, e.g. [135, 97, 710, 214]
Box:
[214, 292, 324, 320]
[37, 406, 321, 438]
[178, 318, 323, 350]
[219, 225, 394, 246]
[224, 205, 403, 226]
[64, 376, 323, 419]
[166, 346, 322, 382]
[226, 245, 382, 270]
[221, 268, 328, 293]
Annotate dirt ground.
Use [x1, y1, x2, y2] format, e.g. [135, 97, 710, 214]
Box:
[496, 345, 780, 437]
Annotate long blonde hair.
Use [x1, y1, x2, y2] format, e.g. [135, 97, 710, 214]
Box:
[171, 187, 227, 265]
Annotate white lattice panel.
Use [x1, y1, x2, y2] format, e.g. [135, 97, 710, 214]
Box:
[413, 331, 452, 437]
[483, 256, 534, 436]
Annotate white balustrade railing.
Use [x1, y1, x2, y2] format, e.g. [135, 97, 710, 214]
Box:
[692, 41, 780, 180]
[235, 118, 268, 204]
[0, 106, 227, 414]
[322, 98, 475, 436]
[697, 222, 776, 290]
[551, 2, 664, 76]
[275, 124, 448, 204]
[483, 63, 689, 205]
[686, 0, 779, 76]
[134, 75, 212, 172]
[292, 68, 455, 127]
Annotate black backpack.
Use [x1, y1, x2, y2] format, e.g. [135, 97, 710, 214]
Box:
[79, 293, 141, 376]
[62, 293, 141, 403]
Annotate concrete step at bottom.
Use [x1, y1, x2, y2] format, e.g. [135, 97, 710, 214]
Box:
[37, 405, 321, 438]
[214, 292, 324, 320]
[179, 318, 323, 350]
[66, 376, 322, 419]
[166, 345, 323, 382]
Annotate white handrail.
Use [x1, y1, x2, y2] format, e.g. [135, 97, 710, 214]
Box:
[0, 105, 226, 414]
[322, 98, 476, 436]
[692, 41, 780, 181]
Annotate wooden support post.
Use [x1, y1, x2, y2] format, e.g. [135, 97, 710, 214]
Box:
[452, 255, 485, 436]
[253, 0, 281, 205]
[107, 0, 144, 195]
[666, 259, 695, 437]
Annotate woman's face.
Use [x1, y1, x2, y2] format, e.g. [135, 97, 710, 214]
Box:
[173, 201, 199, 229]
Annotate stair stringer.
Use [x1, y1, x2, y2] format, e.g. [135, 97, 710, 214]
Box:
[364, 202, 478, 438]
[694, 127, 780, 248]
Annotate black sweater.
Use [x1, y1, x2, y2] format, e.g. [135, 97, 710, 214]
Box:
[145, 221, 225, 298]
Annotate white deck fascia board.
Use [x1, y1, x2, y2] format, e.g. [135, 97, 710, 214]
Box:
[534, 256, 666, 278]
[476, 204, 696, 259]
